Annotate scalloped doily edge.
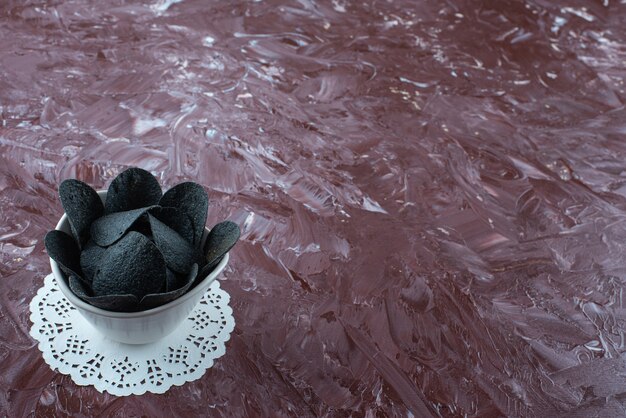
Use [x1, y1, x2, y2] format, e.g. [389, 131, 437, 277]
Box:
[29, 274, 235, 396]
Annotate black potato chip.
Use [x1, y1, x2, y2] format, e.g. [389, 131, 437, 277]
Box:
[197, 221, 240, 281]
[59, 179, 104, 247]
[69, 276, 139, 312]
[148, 214, 198, 274]
[149, 206, 195, 244]
[159, 182, 208, 246]
[105, 167, 162, 214]
[92, 231, 166, 300]
[45, 230, 83, 280]
[128, 214, 153, 237]
[166, 268, 186, 292]
[139, 264, 198, 310]
[90, 206, 155, 247]
[80, 240, 107, 283]
[68, 275, 92, 296]
[203, 221, 240, 267]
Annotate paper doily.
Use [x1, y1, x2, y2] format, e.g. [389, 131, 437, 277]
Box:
[29, 274, 235, 396]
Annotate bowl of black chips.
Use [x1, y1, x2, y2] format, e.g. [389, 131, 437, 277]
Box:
[45, 167, 240, 344]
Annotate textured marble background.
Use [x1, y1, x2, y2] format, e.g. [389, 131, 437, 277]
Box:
[1, 0, 626, 416]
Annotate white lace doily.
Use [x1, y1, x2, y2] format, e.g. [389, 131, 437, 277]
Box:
[29, 274, 235, 396]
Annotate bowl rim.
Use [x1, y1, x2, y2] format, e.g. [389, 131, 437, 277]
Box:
[50, 190, 229, 319]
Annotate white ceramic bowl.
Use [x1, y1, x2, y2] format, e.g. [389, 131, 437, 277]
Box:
[50, 190, 229, 344]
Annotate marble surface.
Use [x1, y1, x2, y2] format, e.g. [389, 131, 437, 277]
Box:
[1, 0, 626, 416]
